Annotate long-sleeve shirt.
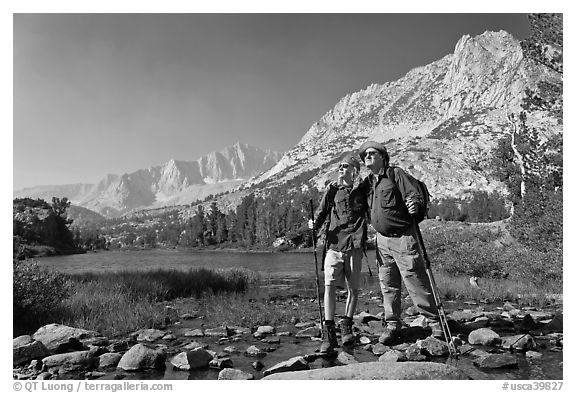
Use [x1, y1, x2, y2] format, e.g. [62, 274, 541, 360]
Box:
[313, 182, 369, 252]
[362, 166, 424, 236]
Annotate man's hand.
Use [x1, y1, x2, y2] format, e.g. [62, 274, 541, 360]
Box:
[405, 197, 418, 215]
[308, 219, 314, 230]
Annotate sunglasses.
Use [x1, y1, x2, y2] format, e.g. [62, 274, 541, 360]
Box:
[338, 163, 350, 169]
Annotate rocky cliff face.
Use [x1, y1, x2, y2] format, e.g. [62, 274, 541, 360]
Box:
[247, 30, 562, 201]
[14, 143, 283, 217]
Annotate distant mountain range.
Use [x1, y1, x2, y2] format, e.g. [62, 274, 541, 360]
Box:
[14, 142, 283, 217]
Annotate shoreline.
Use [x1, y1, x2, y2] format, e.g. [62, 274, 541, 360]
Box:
[32, 245, 316, 258]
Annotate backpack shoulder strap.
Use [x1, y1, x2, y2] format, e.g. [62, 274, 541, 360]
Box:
[386, 166, 397, 185]
[327, 182, 338, 205]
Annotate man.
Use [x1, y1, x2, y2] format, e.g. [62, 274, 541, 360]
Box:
[358, 141, 441, 345]
[309, 153, 369, 353]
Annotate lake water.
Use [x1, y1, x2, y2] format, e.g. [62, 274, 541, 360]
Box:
[37, 249, 380, 292]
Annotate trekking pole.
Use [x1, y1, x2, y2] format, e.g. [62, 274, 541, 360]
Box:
[365, 258, 373, 277]
[309, 199, 325, 339]
[363, 248, 373, 277]
[412, 220, 458, 359]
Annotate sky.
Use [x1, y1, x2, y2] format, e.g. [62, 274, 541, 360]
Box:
[12, 12, 533, 190]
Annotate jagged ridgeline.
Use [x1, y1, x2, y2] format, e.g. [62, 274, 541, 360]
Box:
[14, 143, 283, 218]
[238, 25, 561, 207]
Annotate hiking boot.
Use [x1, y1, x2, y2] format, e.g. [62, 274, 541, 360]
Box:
[340, 317, 355, 346]
[378, 325, 401, 345]
[319, 320, 339, 353]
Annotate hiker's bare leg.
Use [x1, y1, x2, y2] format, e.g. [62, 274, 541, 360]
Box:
[345, 288, 359, 318]
[324, 284, 336, 320]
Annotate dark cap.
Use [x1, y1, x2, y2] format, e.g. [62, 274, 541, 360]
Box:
[358, 141, 389, 163]
[340, 153, 361, 171]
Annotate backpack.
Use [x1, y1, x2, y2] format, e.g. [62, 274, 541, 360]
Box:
[387, 166, 431, 223]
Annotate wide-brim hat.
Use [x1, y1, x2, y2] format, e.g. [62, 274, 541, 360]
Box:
[358, 141, 389, 162]
[340, 153, 361, 171]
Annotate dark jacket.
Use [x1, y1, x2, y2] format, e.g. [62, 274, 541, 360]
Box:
[362, 167, 424, 236]
[313, 182, 369, 251]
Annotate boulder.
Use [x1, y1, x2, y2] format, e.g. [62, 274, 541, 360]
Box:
[418, 336, 449, 357]
[204, 327, 233, 338]
[223, 345, 240, 354]
[184, 328, 205, 337]
[542, 313, 563, 333]
[170, 348, 213, 370]
[294, 321, 316, 329]
[245, 345, 266, 358]
[29, 359, 42, 370]
[525, 310, 554, 321]
[88, 345, 108, 357]
[404, 306, 420, 316]
[209, 357, 233, 369]
[42, 350, 97, 372]
[263, 356, 310, 376]
[262, 361, 470, 380]
[33, 324, 101, 353]
[361, 321, 386, 335]
[463, 317, 490, 331]
[473, 353, 519, 369]
[134, 329, 166, 342]
[295, 326, 321, 338]
[518, 314, 541, 332]
[107, 341, 130, 352]
[36, 372, 53, 380]
[98, 353, 122, 369]
[405, 344, 427, 361]
[256, 325, 276, 335]
[409, 315, 429, 328]
[117, 343, 166, 371]
[502, 335, 537, 351]
[13, 335, 50, 366]
[359, 336, 372, 345]
[451, 310, 484, 322]
[468, 328, 502, 346]
[336, 352, 359, 365]
[355, 312, 380, 324]
[252, 360, 265, 371]
[379, 350, 406, 362]
[229, 326, 252, 335]
[526, 351, 543, 359]
[371, 343, 390, 356]
[218, 368, 255, 380]
[184, 341, 208, 350]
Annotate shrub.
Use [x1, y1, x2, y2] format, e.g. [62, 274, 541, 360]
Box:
[428, 192, 509, 223]
[13, 260, 70, 335]
[510, 189, 562, 253]
[421, 221, 562, 287]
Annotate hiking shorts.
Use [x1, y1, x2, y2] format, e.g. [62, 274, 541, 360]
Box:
[324, 248, 363, 290]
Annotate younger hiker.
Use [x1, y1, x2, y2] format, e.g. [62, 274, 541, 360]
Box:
[358, 141, 442, 345]
[308, 153, 369, 353]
